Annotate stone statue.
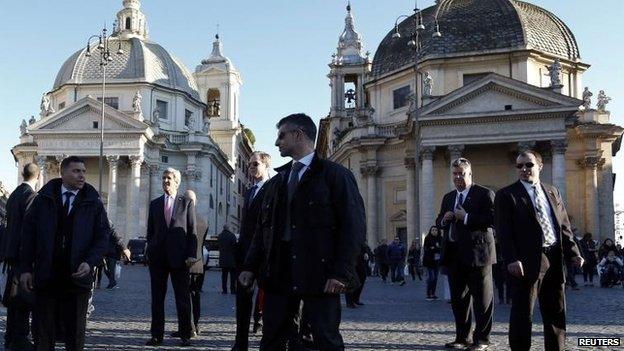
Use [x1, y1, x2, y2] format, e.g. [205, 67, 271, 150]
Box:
[132, 91, 143, 115]
[152, 107, 160, 120]
[202, 119, 210, 133]
[40, 93, 54, 117]
[423, 72, 433, 96]
[596, 90, 611, 112]
[546, 58, 562, 87]
[20, 119, 27, 135]
[188, 114, 196, 130]
[407, 92, 417, 111]
[582, 87, 593, 110]
[28, 115, 36, 125]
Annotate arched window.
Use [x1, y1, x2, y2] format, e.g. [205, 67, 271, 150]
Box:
[206, 89, 221, 117]
[125, 17, 131, 30]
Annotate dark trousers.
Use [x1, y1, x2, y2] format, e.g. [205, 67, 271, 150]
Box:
[378, 263, 389, 281]
[34, 290, 89, 351]
[389, 262, 404, 282]
[345, 264, 367, 305]
[3, 267, 32, 347]
[426, 266, 439, 296]
[222, 268, 236, 293]
[148, 265, 192, 339]
[189, 273, 204, 332]
[565, 263, 578, 288]
[261, 291, 344, 351]
[234, 280, 255, 350]
[509, 251, 566, 351]
[582, 263, 595, 283]
[103, 258, 117, 287]
[408, 263, 422, 281]
[447, 261, 494, 345]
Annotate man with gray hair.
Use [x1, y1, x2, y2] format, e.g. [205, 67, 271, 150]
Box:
[436, 157, 496, 351]
[145, 167, 198, 347]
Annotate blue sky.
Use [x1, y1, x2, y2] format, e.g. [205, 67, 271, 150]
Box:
[0, 0, 622, 206]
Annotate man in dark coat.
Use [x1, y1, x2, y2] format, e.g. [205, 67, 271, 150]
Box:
[436, 157, 496, 351]
[387, 237, 406, 285]
[374, 240, 390, 282]
[1, 163, 39, 350]
[232, 151, 271, 351]
[145, 167, 198, 347]
[345, 242, 370, 307]
[240, 113, 366, 351]
[219, 224, 237, 294]
[19, 156, 109, 350]
[495, 150, 583, 351]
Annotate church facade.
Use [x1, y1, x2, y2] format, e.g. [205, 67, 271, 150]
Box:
[11, 0, 253, 242]
[317, 1, 623, 247]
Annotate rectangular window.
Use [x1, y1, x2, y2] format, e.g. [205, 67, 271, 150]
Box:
[58, 102, 66, 110]
[161, 156, 168, 163]
[393, 86, 411, 109]
[156, 100, 168, 119]
[97, 97, 119, 109]
[462, 73, 491, 86]
[92, 121, 99, 129]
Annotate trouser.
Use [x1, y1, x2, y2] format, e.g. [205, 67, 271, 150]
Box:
[234, 280, 255, 350]
[378, 263, 389, 281]
[148, 265, 192, 340]
[103, 258, 117, 286]
[408, 263, 422, 280]
[95, 265, 103, 287]
[261, 291, 344, 351]
[3, 266, 32, 348]
[222, 268, 236, 293]
[34, 290, 89, 351]
[390, 262, 404, 282]
[509, 250, 566, 351]
[565, 263, 578, 288]
[582, 264, 595, 283]
[426, 267, 439, 296]
[189, 273, 204, 332]
[447, 261, 494, 345]
[345, 263, 367, 305]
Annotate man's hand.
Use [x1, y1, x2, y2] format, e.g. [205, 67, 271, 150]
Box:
[507, 260, 524, 278]
[122, 249, 131, 261]
[571, 256, 584, 268]
[324, 278, 346, 295]
[442, 211, 455, 224]
[20, 272, 33, 292]
[454, 204, 467, 222]
[71, 262, 91, 279]
[239, 271, 255, 287]
[185, 257, 197, 268]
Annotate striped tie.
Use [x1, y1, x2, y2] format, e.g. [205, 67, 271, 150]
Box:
[533, 185, 557, 247]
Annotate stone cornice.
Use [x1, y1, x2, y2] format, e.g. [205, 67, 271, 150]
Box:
[420, 110, 572, 127]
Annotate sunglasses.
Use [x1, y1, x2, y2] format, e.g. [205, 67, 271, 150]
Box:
[515, 162, 535, 169]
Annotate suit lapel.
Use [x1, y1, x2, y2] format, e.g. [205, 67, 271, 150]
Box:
[513, 181, 537, 219]
[461, 186, 476, 209]
[157, 195, 167, 228]
[169, 195, 184, 228]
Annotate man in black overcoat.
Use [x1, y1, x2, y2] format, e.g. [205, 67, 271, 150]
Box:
[495, 150, 583, 351]
[239, 113, 365, 351]
[435, 157, 496, 351]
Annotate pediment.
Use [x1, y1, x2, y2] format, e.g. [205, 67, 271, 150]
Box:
[420, 73, 582, 117]
[30, 97, 148, 132]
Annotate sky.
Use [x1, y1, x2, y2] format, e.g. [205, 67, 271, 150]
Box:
[0, 0, 622, 206]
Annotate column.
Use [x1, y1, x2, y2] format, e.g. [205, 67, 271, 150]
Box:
[404, 156, 417, 246]
[447, 145, 465, 190]
[185, 152, 198, 192]
[419, 146, 436, 237]
[126, 155, 143, 242]
[106, 155, 120, 226]
[36, 155, 47, 190]
[360, 164, 379, 245]
[551, 140, 567, 202]
[149, 164, 161, 201]
[578, 156, 603, 237]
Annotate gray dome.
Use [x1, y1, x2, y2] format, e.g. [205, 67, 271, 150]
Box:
[53, 37, 200, 100]
[371, 0, 581, 77]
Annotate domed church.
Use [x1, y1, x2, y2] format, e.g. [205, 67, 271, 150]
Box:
[318, 0, 623, 246]
[12, 0, 253, 242]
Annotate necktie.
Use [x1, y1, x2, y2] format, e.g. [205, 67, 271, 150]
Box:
[450, 193, 463, 242]
[164, 196, 173, 226]
[533, 185, 557, 247]
[63, 191, 74, 216]
[283, 162, 305, 241]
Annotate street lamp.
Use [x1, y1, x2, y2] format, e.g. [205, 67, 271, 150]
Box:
[392, 1, 442, 245]
[84, 25, 123, 195]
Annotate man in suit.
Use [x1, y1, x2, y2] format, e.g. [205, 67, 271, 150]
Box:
[232, 151, 271, 351]
[435, 157, 496, 351]
[239, 113, 365, 351]
[219, 224, 238, 294]
[19, 156, 109, 350]
[145, 167, 198, 347]
[1, 163, 39, 350]
[495, 150, 583, 351]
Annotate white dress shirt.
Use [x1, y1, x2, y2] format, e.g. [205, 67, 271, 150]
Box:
[291, 152, 315, 181]
[252, 180, 267, 199]
[61, 184, 79, 213]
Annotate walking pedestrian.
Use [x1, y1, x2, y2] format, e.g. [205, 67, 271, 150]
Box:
[218, 224, 237, 295]
[387, 237, 406, 285]
[423, 226, 442, 300]
[407, 240, 422, 281]
[579, 233, 598, 286]
[374, 240, 390, 282]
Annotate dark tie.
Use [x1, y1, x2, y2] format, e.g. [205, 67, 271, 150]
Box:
[450, 193, 463, 242]
[283, 162, 305, 242]
[246, 185, 258, 208]
[63, 191, 74, 216]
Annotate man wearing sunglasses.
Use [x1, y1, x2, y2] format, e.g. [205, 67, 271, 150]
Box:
[495, 150, 583, 351]
[239, 113, 365, 351]
[435, 157, 496, 351]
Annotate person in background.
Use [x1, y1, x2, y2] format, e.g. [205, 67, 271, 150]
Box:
[407, 240, 422, 281]
[598, 250, 623, 287]
[218, 224, 237, 295]
[374, 240, 390, 282]
[387, 237, 406, 285]
[598, 238, 617, 260]
[423, 226, 442, 300]
[579, 233, 598, 287]
[345, 242, 369, 308]
[102, 224, 131, 290]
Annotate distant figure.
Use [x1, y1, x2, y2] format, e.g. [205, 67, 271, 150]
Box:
[423, 226, 442, 300]
[581, 87, 592, 110]
[596, 90, 611, 112]
[218, 224, 237, 294]
[374, 240, 390, 282]
[387, 237, 406, 285]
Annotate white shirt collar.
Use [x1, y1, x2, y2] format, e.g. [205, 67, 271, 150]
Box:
[456, 185, 471, 198]
[165, 193, 177, 200]
[61, 184, 79, 196]
[520, 180, 540, 193]
[254, 179, 267, 189]
[294, 152, 315, 167]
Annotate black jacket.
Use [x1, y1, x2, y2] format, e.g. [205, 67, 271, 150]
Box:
[19, 178, 109, 290]
[218, 229, 237, 269]
[422, 234, 442, 268]
[435, 184, 496, 267]
[244, 153, 366, 295]
[236, 183, 267, 268]
[0, 183, 36, 263]
[105, 225, 126, 260]
[494, 181, 581, 283]
[146, 194, 197, 269]
[189, 228, 209, 274]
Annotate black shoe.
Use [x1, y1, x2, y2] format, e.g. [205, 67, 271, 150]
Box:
[354, 301, 364, 306]
[180, 338, 191, 346]
[346, 303, 357, 308]
[146, 337, 163, 346]
[466, 343, 490, 351]
[444, 340, 469, 349]
[399, 280, 406, 286]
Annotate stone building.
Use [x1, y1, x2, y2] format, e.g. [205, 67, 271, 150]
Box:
[0, 181, 9, 224]
[11, 0, 253, 242]
[318, 1, 623, 246]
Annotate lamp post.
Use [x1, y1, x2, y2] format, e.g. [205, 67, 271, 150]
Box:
[392, 1, 442, 244]
[84, 26, 123, 195]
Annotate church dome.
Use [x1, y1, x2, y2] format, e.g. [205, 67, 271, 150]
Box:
[371, 0, 581, 77]
[53, 37, 200, 100]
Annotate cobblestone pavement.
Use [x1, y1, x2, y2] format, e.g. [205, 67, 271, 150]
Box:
[0, 266, 622, 350]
